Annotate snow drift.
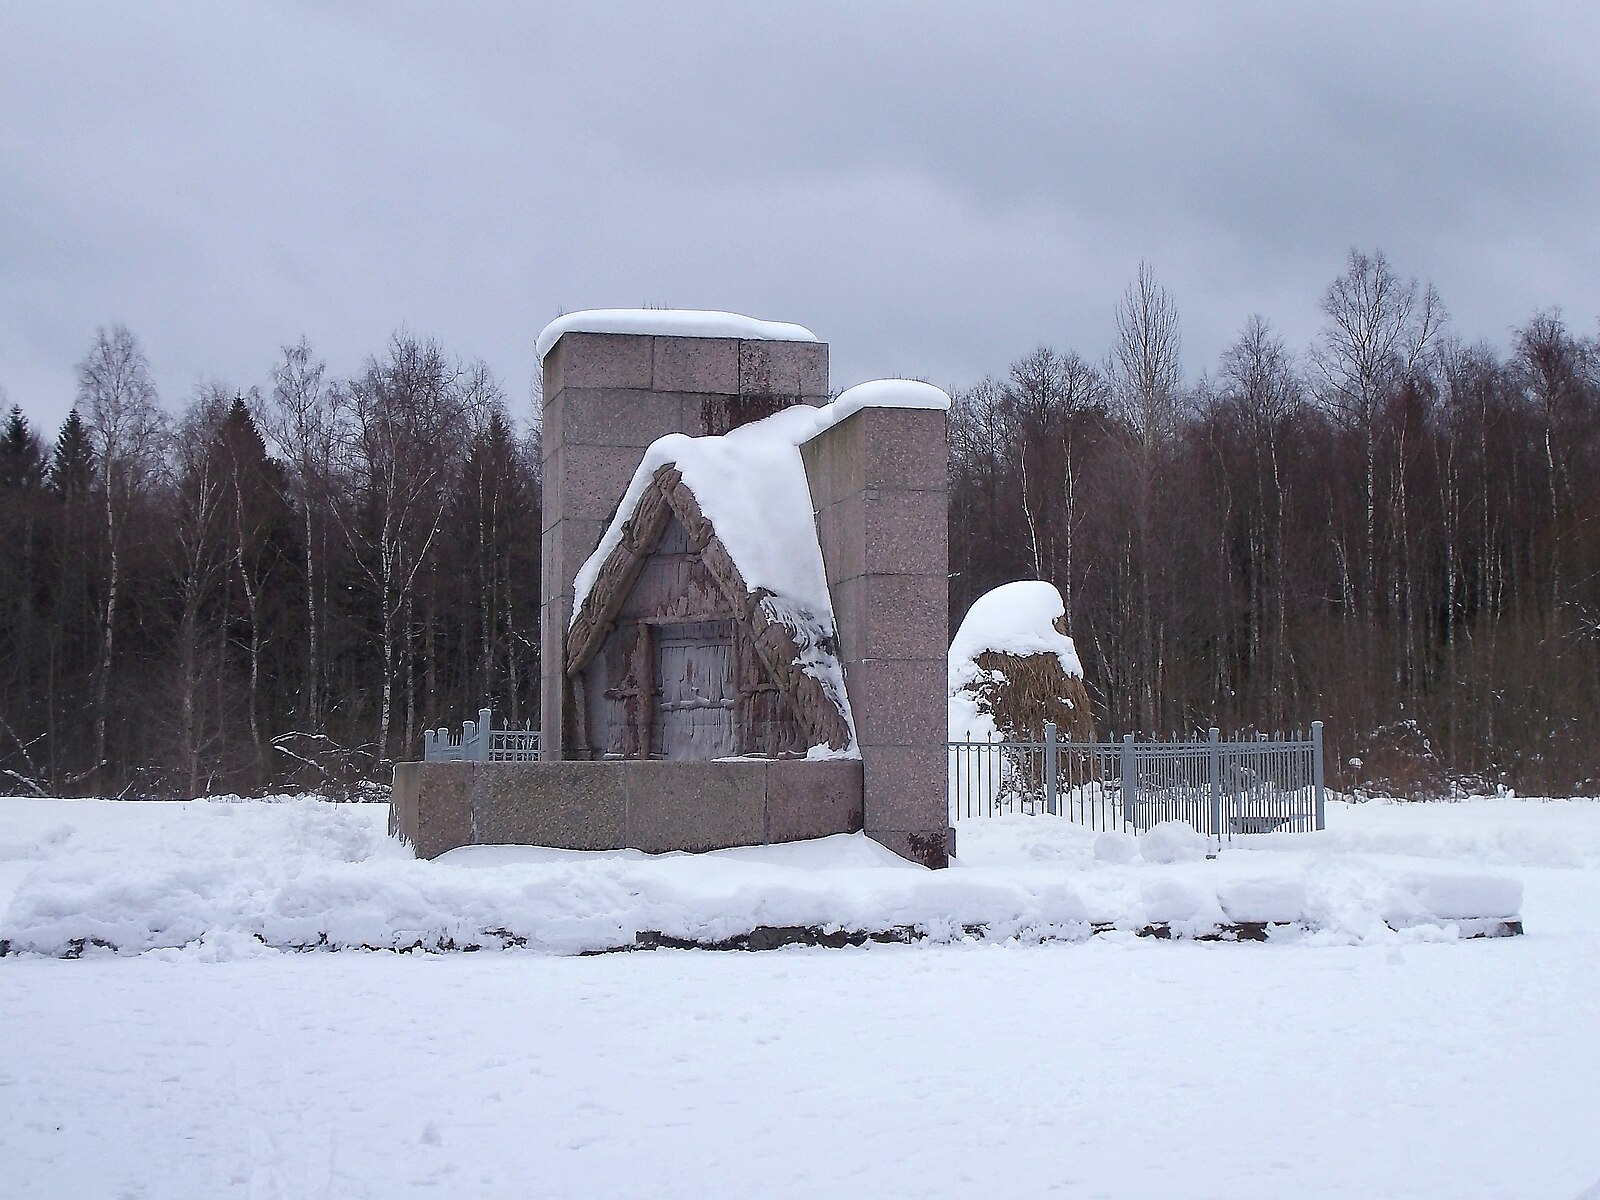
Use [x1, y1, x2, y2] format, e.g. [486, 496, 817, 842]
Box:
[0, 797, 1524, 957]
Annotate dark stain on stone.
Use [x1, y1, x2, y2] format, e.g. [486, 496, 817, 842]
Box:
[700, 391, 794, 437]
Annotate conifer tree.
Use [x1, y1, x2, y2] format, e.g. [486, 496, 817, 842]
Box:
[48, 409, 94, 497]
[1, 405, 46, 490]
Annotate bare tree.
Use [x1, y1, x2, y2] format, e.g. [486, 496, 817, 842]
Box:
[1106, 263, 1184, 729]
[1212, 315, 1303, 722]
[265, 339, 339, 732]
[217, 391, 291, 777]
[1512, 309, 1595, 618]
[1310, 249, 1446, 616]
[76, 324, 168, 784]
[164, 386, 233, 795]
[341, 333, 483, 758]
[1108, 261, 1184, 446]
[1002, 346, 1109, 604]
[1007, 349, 1060, 579]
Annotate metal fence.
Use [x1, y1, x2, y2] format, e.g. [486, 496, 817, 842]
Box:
[423, 708, 541, 763]
[420, 707, 1323, 842]
[948, 722, 1325, 839]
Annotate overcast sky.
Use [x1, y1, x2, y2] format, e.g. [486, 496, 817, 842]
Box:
[4, 3, 1599, 432]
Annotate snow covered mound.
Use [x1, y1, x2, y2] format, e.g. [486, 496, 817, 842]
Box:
[949, 580, 1087, 746]
[0, 797, 1525, 957]
[949, 581, 1083, 684]
[1138, 820, 1210, 864]
[536, 309, 818, 360]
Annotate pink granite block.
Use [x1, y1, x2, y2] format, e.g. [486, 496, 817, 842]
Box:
[738, 339, 829, 399]
[860, 573, 947, 660]
[863, 489, 947, 579]
[391, 762, 475, 860]
[563, 445, 649, 522]
[861, 745, 948, 831]
[653, 336, 739, 394]
[548, 332, 655, 390]
[765, 760, 865, 842]
[864, 407, 947, 491]
[849, 659, 947, 747]
[563, 390, 685, 449]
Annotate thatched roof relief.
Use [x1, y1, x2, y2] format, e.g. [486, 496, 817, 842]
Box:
[567, 464, 854, 752]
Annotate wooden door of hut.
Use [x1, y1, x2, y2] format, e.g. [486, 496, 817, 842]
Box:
[651, 620, 735, 760]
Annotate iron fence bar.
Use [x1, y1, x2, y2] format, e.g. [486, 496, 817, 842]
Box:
[1312, 720, 1325, 831]
[1044, 721, 1058, 816]
[1121, 733, 1136, 831]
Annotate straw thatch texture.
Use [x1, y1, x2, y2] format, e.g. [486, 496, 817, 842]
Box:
[964, 648, 1096, 744]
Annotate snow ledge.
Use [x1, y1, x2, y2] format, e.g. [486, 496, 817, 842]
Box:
[537, 309, 819, 360]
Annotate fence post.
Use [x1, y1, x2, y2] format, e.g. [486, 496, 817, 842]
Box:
[1312, 720, 1326, 831]
[1121, 733, 1136, 831]
[477, 707, 493, 762]
[1043, 721, 1058, 816]
[1208, 725, 1223, 845]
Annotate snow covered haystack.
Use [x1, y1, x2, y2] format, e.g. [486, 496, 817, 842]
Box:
[948, 581, 1094, 745]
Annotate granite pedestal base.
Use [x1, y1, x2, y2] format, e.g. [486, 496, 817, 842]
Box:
[391, 759, 864, 860]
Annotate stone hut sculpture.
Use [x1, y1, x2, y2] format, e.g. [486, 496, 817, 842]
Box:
[565, 450, 854, 761]
[393, 311, 955, 866]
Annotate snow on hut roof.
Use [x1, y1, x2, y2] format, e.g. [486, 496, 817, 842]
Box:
[579, 420, 829, 618]
[572, 380, 952, 623]
[569, 379, 952, 756]
[536, 309, 819, 360]
[948, 581, 1084, 694]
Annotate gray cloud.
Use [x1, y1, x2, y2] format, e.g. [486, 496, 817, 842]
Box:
[3, 2, 1598, 433]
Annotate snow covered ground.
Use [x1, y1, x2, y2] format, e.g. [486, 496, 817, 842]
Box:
[0, 796, 1523, 954]
[3, 797, 1599, 1198]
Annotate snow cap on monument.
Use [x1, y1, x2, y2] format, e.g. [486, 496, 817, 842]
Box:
[536, 308, 819, 360]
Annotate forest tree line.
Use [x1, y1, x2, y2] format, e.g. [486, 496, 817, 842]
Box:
[951, 252, 1600, 795]
[0, 331, 540, 798]
[2, 247, 1598, 797]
